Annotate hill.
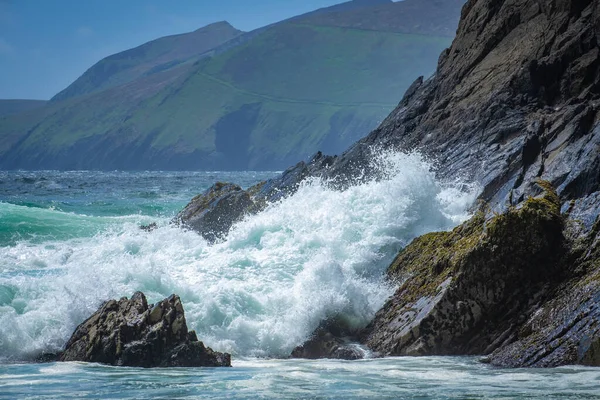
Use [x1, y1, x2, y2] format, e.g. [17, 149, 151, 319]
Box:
[52, 22, 243, 101]
[0, 100, 47, 118]
[0, 0, 464, 171]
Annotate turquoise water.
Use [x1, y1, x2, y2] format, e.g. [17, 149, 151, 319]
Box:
[2, 358, 600, 399]
[1, 154, 599, 398]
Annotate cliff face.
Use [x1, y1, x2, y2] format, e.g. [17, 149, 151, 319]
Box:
[354, 0, 600, 367]
[323, 0, 600, 226]
[176, 0, 600, 367]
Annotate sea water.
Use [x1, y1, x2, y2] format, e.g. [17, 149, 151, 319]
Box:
[1, 152, 599, 399]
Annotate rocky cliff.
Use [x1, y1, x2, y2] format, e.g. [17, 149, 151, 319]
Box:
[177, 0, 600, 367]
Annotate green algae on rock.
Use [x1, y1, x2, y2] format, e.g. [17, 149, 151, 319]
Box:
[362, 182, 566, 357]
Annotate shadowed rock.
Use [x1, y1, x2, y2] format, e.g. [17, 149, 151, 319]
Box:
[291, 319, 366, 360]
[362, 183, 566, 358]
[60, 292, 231, 368]
[175, 152, 336, 241]
[174, 182, 253, 243]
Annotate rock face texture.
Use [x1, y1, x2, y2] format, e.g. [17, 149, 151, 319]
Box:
[60, 292, 231, 368]
[176, 152, 336, 239]
[175, 182, 253, 243]
[315, 0, 600, 216]
[177, 0, 600, 367]
[362, 183, 565, 356]
[291, 320, 366, 360]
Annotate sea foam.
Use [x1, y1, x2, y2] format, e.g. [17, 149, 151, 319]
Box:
[0, 151, 478, 359]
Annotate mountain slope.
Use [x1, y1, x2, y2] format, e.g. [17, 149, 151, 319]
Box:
[0, 0, 464, 171]
[0, 100, 47, 118]
[52, 22, 242, 101]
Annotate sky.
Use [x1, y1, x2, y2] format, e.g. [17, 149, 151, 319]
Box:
[0, 0, 349, 100]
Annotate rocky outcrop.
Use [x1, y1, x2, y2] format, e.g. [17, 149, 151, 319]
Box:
[175, 0, 600, 367]
[362, 183, 566, 355]
[291, 320, 365, 360]
[175, 182, 254, 243]
[361, 182, 600, 367]
[176, 152, 336, 240]
[60, 292, 231, 368]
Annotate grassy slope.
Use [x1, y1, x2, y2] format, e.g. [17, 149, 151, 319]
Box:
[0, 100, 47, 118]
[0, 2, 458, 170]
[52, 22, 242, 101]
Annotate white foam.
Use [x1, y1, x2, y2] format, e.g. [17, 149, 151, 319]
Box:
[0, 151, 479, 359]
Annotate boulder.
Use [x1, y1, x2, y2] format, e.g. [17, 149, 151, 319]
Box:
[60, 292, 231, 368]
[174, 182, 253, 243]
[175, 152, 336, 241]
[291, 320, 365, 360]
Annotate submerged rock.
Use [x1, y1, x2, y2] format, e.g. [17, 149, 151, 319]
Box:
[60, 292, 231, 368]
[140, 222, 158, 232]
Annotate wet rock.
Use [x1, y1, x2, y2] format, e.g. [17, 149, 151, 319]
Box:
[291, 319, 365, 360]
[60, 292, 231, 368]
[140, 222, 158, 232]
[488, 220, 600, 368]
[362, 183, 566, 357]
[175, 152, 336, 241]
[174, 182, 253, 243]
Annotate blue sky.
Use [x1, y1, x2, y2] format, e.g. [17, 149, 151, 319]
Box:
[0, 0, 347, 100]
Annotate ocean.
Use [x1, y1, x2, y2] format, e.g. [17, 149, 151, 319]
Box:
[1, 152, 599, 399]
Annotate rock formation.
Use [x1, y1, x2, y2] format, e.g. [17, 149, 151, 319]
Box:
[174, 182, 254, 243]
[176, 152, 336, 240]
[178, 0, 600, 367]
[291, 320, 365, 360]
[60, 292, 231, 368]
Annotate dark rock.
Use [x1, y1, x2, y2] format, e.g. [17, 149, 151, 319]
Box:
[140, 222, 158, 232]
[362, 182, 567, 357]
[174, 182, 253, 243]
[291, 320, 365, 360]
[34, 352, 61, 363]
[59, 292, 231, 368]
[175, 152, 337, 241]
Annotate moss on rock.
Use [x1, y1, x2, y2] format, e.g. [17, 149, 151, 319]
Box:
[362, 182, 566, 356]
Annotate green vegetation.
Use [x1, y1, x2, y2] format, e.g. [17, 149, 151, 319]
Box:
[0, 2, 458, 170]
[0, 100, 47, 118]
[52, 22, 242, 101]
[388, 182, 565, 304]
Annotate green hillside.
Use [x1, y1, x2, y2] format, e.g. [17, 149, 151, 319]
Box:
[52, 22, 242, 101]
[0, 100, 47, 118]
[0, 0, 462, 171]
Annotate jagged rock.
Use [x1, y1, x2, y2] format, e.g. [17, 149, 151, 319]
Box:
[174, 182, 253, 243]
[488, 221, 600, 367]
[291, 320, 365, 360]
[176, 152, 336, 241]
[362, 183, 566, 357]
[60, 292, 231, 368]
